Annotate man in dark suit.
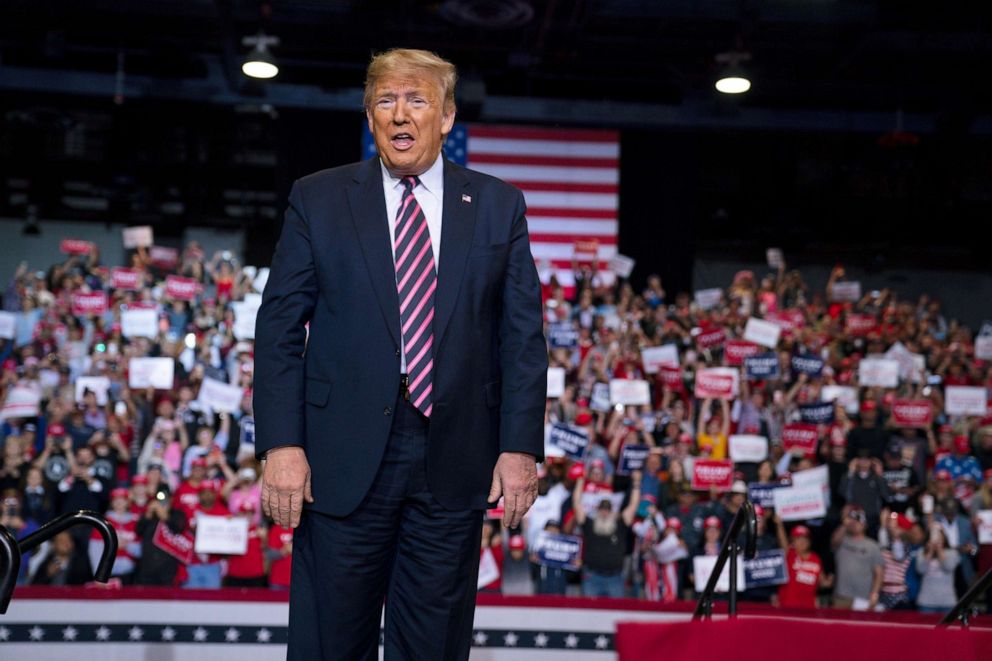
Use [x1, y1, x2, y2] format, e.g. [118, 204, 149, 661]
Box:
[253, 48, 547, 660]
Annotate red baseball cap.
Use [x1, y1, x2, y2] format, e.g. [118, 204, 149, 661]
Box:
[567, 463, 585, 481]
[590, 458, 605, 469]
[790, 525, 811, 538]
[934, 469, 953, 481]
[938, 424, 954, 435]
[508, 535, 526, 551]
[575, 412, 593, 426]
[191, 457, 208, 468]
[666, 517, 683, 532]
[890, 512, 913, 531]
[860, 400, 877, 413]
[753, 505, 765, 518]
[132, 475, 148, 485]
[47, 423, 66, 438]
[704, 516, 722, 530]
[110, 487, 130, 501]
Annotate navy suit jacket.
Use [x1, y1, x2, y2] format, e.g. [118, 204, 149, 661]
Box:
[253, 156, 548, 516]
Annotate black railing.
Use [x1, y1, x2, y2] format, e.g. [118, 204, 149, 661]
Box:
[692, 500, 758, 620]
[938, 565, 992, 628]
[0, 510, 118, 614]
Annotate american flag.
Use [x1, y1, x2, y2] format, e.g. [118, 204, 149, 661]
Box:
[362, 123, 620, 292]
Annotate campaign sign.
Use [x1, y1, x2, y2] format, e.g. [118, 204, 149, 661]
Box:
[694, 288, 723, 311]
[549, 423, 589, 460]
[743, 318, 781, 349]
[790, 354, 824, 378]
[153, 521, 195, 565]
[589, 381, 611, 411]
[122, 225, 153, 249]
[128, 357, 175, 390]
[748, 482, 785, 509]
[830, 280, 862, 303]
[534, 532, 583, 571]
[766, 309, 805, 333]
[232, 299, 260, 341]
[693, 554, 746, 593]
[610, 379, 651, 406]
[165, 275, 198, 301]
[60, 238, 93, 255]
[573, 238, 599, 260]
[641, 344, 679, 374]
[977, 336, 992, 361]
[617, 444, 650, 475]
[845, 313, 877, 336]
[694, 368, 735, 400]
[977, 511, 992, 545]
[821, 385, 859, 415]
[609, 254, 635, 279]
[660, 365, 683, 389]
[111, 267, 142, 291]
[121, 308, 159, 338]
[891, 399, 932, 428]
[194, 513, 249, 555]
[1, 386, 41, 420]
[782, 424, 819, 457]
[884, 342, 926, 383]
[773, 485, 827, 521]
[548, 322, 579, 349]
[791, 464, 829, 490]
[695, 327, 727, 350]
[799, 402, 834, 425]
[766, 247, 784, 269]
[858, 358, 900, 388]
[0, 311, 14, 340]
[75, 376, 111, 405]
[729, 435, 768, 463]
[725, 340, 760, 367]
[945, 386, 988, 416]
[197, 376, 244, 414]
[691, 459, 734, 491]
[547, 367, 566, 398]
[745, 353, 780, 381]
[744, 549, 788, 588]
[71, 291, 108, 317]
[149, 245, 179, 269]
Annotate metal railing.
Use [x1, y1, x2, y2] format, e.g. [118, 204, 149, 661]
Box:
[938, 565, 992, 628]
[0, 510, 118, 613]
[692, 500, 758, 620]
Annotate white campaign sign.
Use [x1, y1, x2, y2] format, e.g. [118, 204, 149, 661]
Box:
[977, 511, 992, 545]
[693, 554, 746, 593]
[197, 376, 244, 413]
[773, 485, 827, 521]
[590, 381, 611, 412]
[945, 386, 988, 416]
[729, 435, 768, 463]
[0, 386, 41, 419]
[477, 547, 501, 588]
[547, 367, 566, 398]
[694, 288, 723, 311]
[790, 464, 829, 490]
[252, 267, 270, 293]
[75, 376, 111, 405]
[128, 357, 175, 389]
[977, 336, 992, 361]
[121, 309, 159, 338]
[580, 491, 627, 516]
[0, 311, 15, 340]
[609, 254, 635, 279]
[766, 247, 784, 269]
[884, 342, 925, 383]
[858, 358, 900, 388]
[232, 298, 261, 341]
[743, 318, 782, 348]
[821, 385, 859, 414]
[641, 344, 679, 374]
[122, 225, 154, 248]
[193, 513, 249, 555]
[609, 379, 651, 406]
[831, 280, 862, 303]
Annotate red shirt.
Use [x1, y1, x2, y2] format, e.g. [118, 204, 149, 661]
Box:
[227, 523, 265, 579]
[172, 479, 204, 520]
[267, 525, 294, 587]
[778, 548, 822, 609]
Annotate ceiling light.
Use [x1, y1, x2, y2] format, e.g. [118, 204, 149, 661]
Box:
[241, 32, 280, 80]
[714, 51, 752, 95]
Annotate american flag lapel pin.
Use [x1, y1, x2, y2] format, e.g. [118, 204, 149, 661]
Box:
[462, 193, 472, 203]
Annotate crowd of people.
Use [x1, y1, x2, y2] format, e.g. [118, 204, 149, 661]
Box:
[1, 240, 991, 614]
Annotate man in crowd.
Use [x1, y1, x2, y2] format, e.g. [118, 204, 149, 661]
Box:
[572, 470, 641, 597]
[830, 507, 884, 609]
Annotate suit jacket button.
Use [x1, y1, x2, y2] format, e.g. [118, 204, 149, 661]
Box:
[384, 406, 392, 416]
[395, 349, 401, 357]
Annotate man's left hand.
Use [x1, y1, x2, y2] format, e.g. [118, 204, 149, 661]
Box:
[487, 452, 538, 529]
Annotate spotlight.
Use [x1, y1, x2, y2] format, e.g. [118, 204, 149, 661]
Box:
[714, 51, 752, 95]
[241, 32, 280, 80]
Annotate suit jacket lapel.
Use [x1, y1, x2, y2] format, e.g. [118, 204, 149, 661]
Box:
[347, 157, 401, 350]
[434, 159, 476, 350]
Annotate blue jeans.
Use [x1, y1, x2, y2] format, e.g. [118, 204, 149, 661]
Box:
[184, 562, 223, 589]
[582, 569, 624, 598]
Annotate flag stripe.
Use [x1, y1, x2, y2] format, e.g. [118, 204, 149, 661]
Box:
[513, 181, 618, 194]
[467, 137, 619, 158]
[468, 153, 618, 168]
[525, 207, 617, 219]
[529, 234, 618, 245]
[468, 163, 617, 185]
[521, 191, 618, 210]
[469, 125, 620, 143]
[527, 219, 617, 235]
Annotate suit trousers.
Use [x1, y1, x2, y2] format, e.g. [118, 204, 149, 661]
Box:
[287, 386, 484, 660]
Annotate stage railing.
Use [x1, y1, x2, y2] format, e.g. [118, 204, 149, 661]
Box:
[0, 509, 118, 614]
[692, 500, 758, 620]
[939, 566, 992, 628]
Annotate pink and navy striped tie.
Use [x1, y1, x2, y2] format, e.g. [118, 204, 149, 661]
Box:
[394, 175, 435, 417]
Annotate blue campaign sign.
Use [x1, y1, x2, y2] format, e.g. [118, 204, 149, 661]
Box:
[549, 423, 589, 460]
[240, 416, 255, 449]
[744, 549, 788, 588]
[617, 444, 650, 475]
[745, 353, 780, 380]
[799, 402, 834, 425]
[535, 532, 583, 571]
[548, 322, 579, 349]
[747, 482, 784, 509]
[791, 354, 824, 378]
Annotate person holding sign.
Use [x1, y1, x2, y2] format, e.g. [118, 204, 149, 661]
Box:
[696, 398, 730, 459]
[572, 470, 642, 597]
[773, 517, 829, 608]
[253, 49, 548, 660]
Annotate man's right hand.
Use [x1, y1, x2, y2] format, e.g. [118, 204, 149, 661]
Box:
[261, 446, 313, 528]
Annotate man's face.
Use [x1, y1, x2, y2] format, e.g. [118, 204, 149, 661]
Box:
[366, 72, 454, 177]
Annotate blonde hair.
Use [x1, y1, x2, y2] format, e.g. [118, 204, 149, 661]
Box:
[363, 48, 458, 114]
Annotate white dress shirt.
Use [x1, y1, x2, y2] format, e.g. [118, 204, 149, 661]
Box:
[379, 152, 444, 373]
